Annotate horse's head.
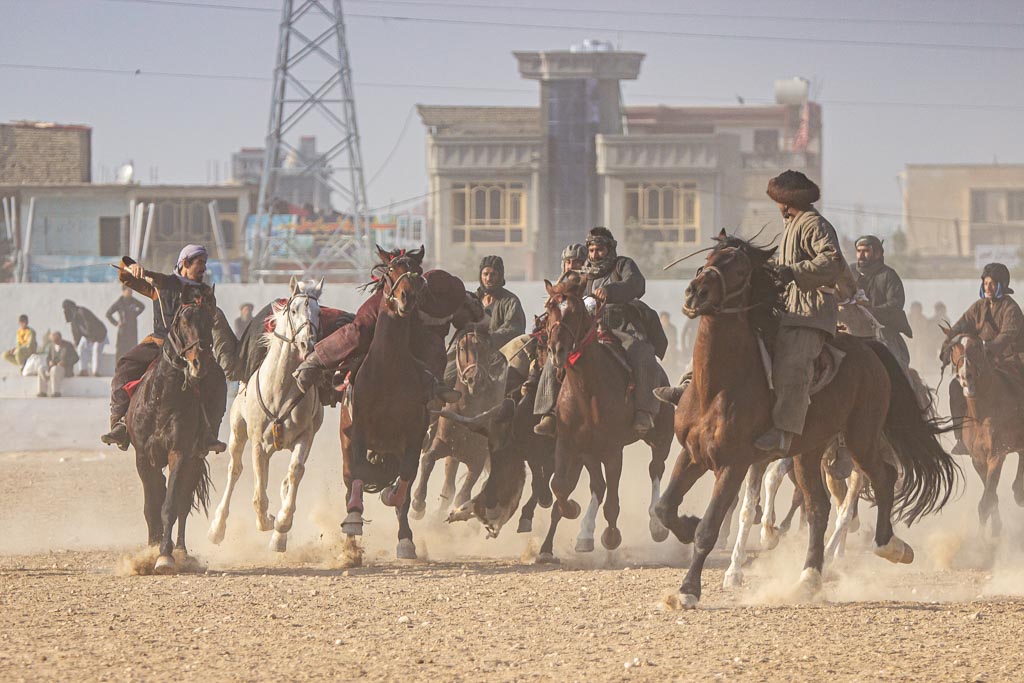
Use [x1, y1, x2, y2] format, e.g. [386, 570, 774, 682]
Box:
[543, 273, 592, 371]
[167, 291, 215, 382]
[947, 333, 991, 399]
[375, 244, 424, 318]
[454, 329, 504, 396]
[274, 275, 323, 358]
[682, 229, 779, 320]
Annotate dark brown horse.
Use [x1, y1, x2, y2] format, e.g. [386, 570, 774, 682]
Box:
[543, 276, 674, 555]
[656, 232, 958, 607]
[412, 328, 504, 520]
[946, 333, 1024, 536]
[128, 287, 215, 574]
[339, 247, 428, 559]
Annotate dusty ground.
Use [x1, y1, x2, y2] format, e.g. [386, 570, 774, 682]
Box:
[4, 397, 1024, 681]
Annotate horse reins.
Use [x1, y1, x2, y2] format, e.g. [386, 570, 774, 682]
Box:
[273, 292, 320, 345]
[683, 260, 762, 317]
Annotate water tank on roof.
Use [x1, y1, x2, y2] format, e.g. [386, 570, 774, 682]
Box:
[570, 39, 615, 53]
[774, 77, 810, 105]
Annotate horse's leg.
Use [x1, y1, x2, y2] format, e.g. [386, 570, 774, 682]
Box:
[536, 504, 563, 564]
[341, 435, 367, 538]
[825, 468, 864, 561]
[550, 438, 585, 520]
[208, 414, 247, 544]
[601, 451, 623, 551]
[781, 485, 804, 532]
[575, 463, 604, 553]
[823, 467, 848, 556]
[411, 439, 446, 520]
[791, 448, 830, 596]
[646, 422, 672, 543]
[724, 460, 768, 589]
[395, 442, 420, 560]
[269, 435, 313, 553]
[249, 440, 275, 532]
[517, 492, 539, 534]
[716, 492, 738, 551]
[437, 456, 459, 518]
[1013, 452, 1024, 507]
[760, 458, 789, 549]
[850, 438, 910, 564]
[655, 448, 708, 545]
[156, 452, 185, 574]
[136, 454, 165, 547]
[982, 452, 1006, 538]
[675, 463, 747, 608]
[174, 457, 203, 556]
[455, 456, 485, 512]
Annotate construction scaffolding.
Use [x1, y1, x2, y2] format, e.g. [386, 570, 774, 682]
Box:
[251, 0, 371, 282]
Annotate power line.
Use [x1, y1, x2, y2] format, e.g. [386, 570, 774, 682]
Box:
[95, 0, 1024, 31]
[87, 0, 1024, 54]
[5, 62, 1024, 113]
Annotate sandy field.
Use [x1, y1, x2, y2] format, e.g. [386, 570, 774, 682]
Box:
[3, 395, 1024, 682]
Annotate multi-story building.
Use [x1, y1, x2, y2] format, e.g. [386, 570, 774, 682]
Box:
[904, 164, 1024, 268]
[0, 121, 92, 185]
[418, 47, 822, 280]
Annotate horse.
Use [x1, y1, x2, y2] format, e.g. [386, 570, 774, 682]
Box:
[208, 277, 325, 552]
[411, 328, 504, 520]
[543, 275, 673, 555]
[945, 333, 1024, 537]
[339, 246, 428, 559]
[656, 231, 958, 608]
[127, 286, 216, 574]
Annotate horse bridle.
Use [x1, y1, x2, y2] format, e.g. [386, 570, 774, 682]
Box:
[162, 301, 211, 387]
[684, 254, 757, 316]
[548, 297, 597, 360]
[382, 265, 421, 307]
[274, 292, 320, 347]
[455, 330, 503, 386]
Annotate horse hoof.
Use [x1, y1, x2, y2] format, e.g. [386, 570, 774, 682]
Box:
[517, 517, 533, 534]
[269, 531, 287, 553]
[154, 555, 176, 575]
[341, 511, 363, 537]
[760, 526, 781, 550]
[208, 524, 226, 545]
[535, 552, 560, 565]
[649, 517, 670, 543]
[601, 527, 622, 550]
[575, 537, 595, 553]
[410, 500, 426, 520]
[875, 536, 914, 565]
[723, 570, 743, 590]
[396, 538, 417, 560]
[795, 568, 823, 600]
[560, 499, 581, 520]
[663, 591, 699, 610]
[257, 515, 275, 533]
[538, 493, 553, 509]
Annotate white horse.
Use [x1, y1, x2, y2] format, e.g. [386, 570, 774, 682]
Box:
[208, 277, 325, 552]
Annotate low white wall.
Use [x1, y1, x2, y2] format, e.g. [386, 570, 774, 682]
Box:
[0, 278, 981, 355]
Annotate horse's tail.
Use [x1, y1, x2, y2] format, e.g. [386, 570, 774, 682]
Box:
[868, 340, 960, 524]
[192, 456, 213, 516]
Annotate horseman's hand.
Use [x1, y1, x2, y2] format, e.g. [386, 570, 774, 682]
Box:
[127, 263, 144, 280]
[293, 352, 325, 394]
[592, 287, 607, 302]
[777, 265, 795, 285]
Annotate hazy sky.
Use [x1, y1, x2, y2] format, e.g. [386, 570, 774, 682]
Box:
[6, 0, 1024, 237]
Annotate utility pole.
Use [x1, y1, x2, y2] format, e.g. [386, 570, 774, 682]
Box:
[253, 0, 370, 281]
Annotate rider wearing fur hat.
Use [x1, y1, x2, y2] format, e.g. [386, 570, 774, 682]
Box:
[945, 262, 1024, 455]
[101, 244, 237, 452]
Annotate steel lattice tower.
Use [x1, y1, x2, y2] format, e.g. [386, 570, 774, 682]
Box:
[253, 0, 370, 281]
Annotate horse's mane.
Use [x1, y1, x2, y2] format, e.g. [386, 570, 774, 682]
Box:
[712, 233, 783, 339]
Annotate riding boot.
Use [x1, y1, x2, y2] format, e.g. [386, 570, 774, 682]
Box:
[754, 427, 794, 456]
[201, 365, 229, 454]
[101, 418, 130, 451]
[534, 414, 556, 437]
[949, 378, 969, 455]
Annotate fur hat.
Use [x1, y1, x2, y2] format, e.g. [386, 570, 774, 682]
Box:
[420, 269, 467, 319]
[766, 170, 820, 209]
[981, 262, 1013, 296]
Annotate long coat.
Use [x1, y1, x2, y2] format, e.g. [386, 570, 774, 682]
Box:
[949, 295, 1024, 361]
[476, 286, 526, 350]
[107, 296, 146, 359]
[852, 260, 912, 337]
[585, 255, 668, 358]
[777, 208, 849, 335]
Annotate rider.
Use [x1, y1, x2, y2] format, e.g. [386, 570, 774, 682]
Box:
[534, 228, 665, 438]
[946, 263, 1024, 455]
[851, 235, 913, 367]
[755, 170, 851, 456]
[101, 244, 236, 452]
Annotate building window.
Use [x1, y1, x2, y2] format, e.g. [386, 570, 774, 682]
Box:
[970, 190, 988, 222]
[450, 182, 526, 244]
[753, 129, 779, 156]
[1009, 191, 1024, 222]
[624, 182, 700, 244]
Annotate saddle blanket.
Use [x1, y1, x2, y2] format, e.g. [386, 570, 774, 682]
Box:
[757, 336, 845, 396]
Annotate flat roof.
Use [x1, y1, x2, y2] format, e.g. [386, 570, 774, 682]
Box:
[3, 120, 92, 132]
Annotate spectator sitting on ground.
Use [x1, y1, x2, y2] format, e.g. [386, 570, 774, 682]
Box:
[37, 331, 78, 398]
[3, 314, 37, 369]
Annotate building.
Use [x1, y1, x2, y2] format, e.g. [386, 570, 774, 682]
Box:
[904, 164, 1024, 268]
[418, 47, 822, 279]
[231, 136, 332, 213]
[0, 121, 92, 185]
[0, 183, 254, 281]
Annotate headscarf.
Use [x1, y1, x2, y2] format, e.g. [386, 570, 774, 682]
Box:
[479, 255, 506, 291]
[981, 262, 1013, 298]
[175, 244, 208, 276]
[585, 227, 618, 278]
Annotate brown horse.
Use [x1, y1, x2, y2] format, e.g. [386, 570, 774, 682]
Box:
[543, 276, 673, 554]
[128, 287, 215, 574]
[946, 333, 1024, 536]
[339, 247, 428, 559]
[412, 329, 504, 520]
[656, 232, 958, 607]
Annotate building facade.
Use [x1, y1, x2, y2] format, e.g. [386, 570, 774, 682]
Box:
[0, 121, 92, 185]
[419, 49, 822, 280]
[904, 164, 1024, 268]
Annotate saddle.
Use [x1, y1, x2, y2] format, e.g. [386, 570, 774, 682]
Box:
[757, 334, 846, 397]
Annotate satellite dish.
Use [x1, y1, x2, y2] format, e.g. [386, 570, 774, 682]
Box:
[115, 161, 135, 184]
